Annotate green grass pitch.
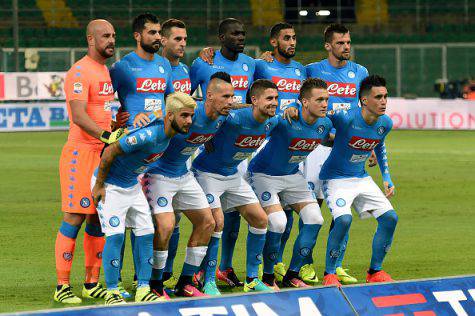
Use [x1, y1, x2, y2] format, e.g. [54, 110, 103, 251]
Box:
[0, 130, 474, 313]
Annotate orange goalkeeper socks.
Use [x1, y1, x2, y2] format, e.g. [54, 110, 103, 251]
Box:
[84, 223, 105, 284]
[55, 221, 80, 285]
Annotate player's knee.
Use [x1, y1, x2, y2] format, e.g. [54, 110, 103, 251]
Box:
[201, 213, 216, 234]
[335, 214, 353, 230]
[299, 203, 324, 225]
[379, 210, 398, 229]
[63, 212, 86, 226]
[268, 211, 287, 233]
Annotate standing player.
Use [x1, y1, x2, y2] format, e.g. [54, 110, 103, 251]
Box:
[144, 72, 233, 298]
[190, 18, 256, 287]
[253, 22, 307, 283]
[53, 19, 119, 303]
[91, 92, 197, 305]
[158, 18, 191, 290]
[110, 13, 174, 127]
[303, 24, 369, 284]
[319, 75, 398, 286]
[192, 80, 278, 293]
[248, 78, 331, 289]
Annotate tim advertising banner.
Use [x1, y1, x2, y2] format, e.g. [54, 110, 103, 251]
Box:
[0, 72, 66, 100]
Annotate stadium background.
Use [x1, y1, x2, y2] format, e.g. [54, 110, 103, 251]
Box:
[0, 0, 474, 313]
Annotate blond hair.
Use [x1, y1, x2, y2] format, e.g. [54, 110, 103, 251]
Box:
[165, 92, 197, 113]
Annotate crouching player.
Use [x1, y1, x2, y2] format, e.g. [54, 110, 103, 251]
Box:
[248, 78, 331, 289]
[318, 75, 398, 286]
[192, 79, 278, 293]
[143, 72, 233, 298]
[91, 92, 196, 304]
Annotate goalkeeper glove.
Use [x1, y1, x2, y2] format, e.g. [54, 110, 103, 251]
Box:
[100, 128, 125, 144]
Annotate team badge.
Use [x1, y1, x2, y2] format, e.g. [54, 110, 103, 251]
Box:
[261, 191, 271, 201]
[207, 259, 217, 267]
[308, 182, 315, 190]
[111, 259, 120, 267]
[158, 65, 165, 73]
[73, 82, 83, 94]
[265, 122, 272, 131]
[109, 216, 120, 227]
[377, 126, 386, 135]
[267, 252, 277, 261]
[348, 71, 355, 78]
[295, 68, 301, 76]
[80, 197, 90, 208]
[96, 252, 102, 259]
[300, 247, 311, 257]
[182, 66, 188, 74]
[63, 252, 73, 261]
[256, 254, 263, 261]
[206, 194, 214, 204]
[216, 120, 223, 129]
[157, 197, 168, 207]
[336, 198, 346, 207]
[126, 136, 137, 146]
[242, 63, 249, 71]
[317, 125, 325, 134]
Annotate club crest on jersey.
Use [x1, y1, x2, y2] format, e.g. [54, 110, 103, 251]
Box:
[295, 68, 301, 76]
[158, 65, 165, 73]
[80, 197, 90, 208]
[144, 152, 163, 163]
[186, 133, 214, 144]
[347, 71, 355, 78]
[73, 82, 82, 94]
[327, 82, 357, 98]
[272, 77, 301, 93]
[157, 197, 168, 207]
[98, 81, 114, 96]
[230, 75, 249, 90]
[215, 120, 223, 129]
[288, 138, 321, 151]
[348, 136, 380, 151]
[336, 198, 346, 207]
[234, 134, 265, 148]
[126, 136, 137, 146]
[317, 125, 325, 134]
[242, 63, 249, 71]
[109, 216, 120, 227]
[261, 191, 271, 201]
[206, 194, 214, 204]
[137, 78, 167, 93]
[111, 259, 120, 267]
[173, 78, 192, 94]
[377, 126, 386, 135]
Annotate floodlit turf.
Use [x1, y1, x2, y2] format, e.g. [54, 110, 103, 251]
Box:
[0, 130, 474, 313]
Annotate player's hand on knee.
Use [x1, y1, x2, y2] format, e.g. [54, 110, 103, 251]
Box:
[133, 112, 151, 128]
[259, 51, 274, 63]
[368, 150, 378, 167]
[199, 47, 215, 65]
[92, 184, 106, 207]
[283, 107, 299, 124]
[384, 181, 395, 198]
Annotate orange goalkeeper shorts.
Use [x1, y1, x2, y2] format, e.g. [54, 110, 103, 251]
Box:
[59, 142, 104, 214]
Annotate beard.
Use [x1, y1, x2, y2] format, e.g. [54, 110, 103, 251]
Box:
[277, 44, 295, 59]
[98, 44, 115, 58]
[171, 119, 187, 134]
[140, 39, 160, 54]
[333, 51, 350, 61]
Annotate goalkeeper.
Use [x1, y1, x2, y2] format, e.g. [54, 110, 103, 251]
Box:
[53, 18, 127, 304]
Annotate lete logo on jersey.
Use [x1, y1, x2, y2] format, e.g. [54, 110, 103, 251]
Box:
[98, 81, 114, 96]
[186, 133, 214, 144]
[288, 138, 321, 151]
[136, 78, 167, 93]
[173, 79, 192, 94]
[272, 77, 301, 93]
[234, 135, 266, 148]
[230, 76, 249, 91]
[348, 136, 380, 151]
[326, 82, 357, 98]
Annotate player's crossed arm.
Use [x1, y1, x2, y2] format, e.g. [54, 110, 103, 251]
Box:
[92, 142, 124, 206]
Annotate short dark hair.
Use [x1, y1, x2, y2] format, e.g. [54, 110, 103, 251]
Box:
[359, 75, 387, 99]
[248, 79, 278, 101]
[324, 23, 349, 43]
[299, 78, 328, 101]
[161, 18, 186, 38]
[210, 71, 232, 84]
[132, 13, 159, 34]
[218, 18, 243, 35]
[270, 22, 293, 39]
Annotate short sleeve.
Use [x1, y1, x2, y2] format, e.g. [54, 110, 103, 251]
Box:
[65, 67, 90, 102]
[118, 125, 156, 154]
[190, 58, 204, 93]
